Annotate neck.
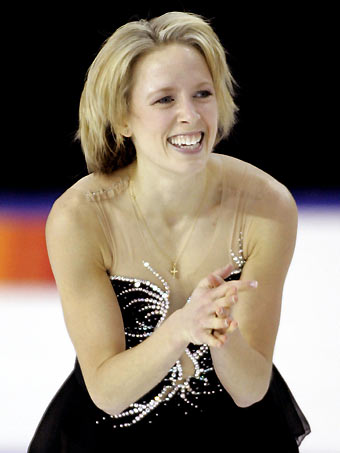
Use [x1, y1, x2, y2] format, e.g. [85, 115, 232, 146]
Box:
[128, 158, 210, 227]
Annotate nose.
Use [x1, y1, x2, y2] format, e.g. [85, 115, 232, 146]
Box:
[177, 96, 200, 123]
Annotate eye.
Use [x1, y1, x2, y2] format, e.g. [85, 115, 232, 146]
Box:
[155, 95, 174, 105]
[195, 90, 213, 99]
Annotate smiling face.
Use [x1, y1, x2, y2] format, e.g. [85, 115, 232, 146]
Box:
[124, 44, 219, 176]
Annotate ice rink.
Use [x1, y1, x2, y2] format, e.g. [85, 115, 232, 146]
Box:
[0, 202, 339, 452]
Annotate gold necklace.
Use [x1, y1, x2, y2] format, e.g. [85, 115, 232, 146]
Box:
[129, 178, 207, 278]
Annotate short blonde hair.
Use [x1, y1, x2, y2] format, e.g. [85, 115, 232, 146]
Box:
[77, 11, 238, 173]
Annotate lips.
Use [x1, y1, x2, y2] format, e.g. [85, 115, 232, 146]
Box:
[167, 132, 204, 151]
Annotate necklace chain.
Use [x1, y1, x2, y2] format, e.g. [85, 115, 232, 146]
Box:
[129, 178, 207, 278]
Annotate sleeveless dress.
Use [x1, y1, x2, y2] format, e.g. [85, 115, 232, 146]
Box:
[28, 155, 310, 452]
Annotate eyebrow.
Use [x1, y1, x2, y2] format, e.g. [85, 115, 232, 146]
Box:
[146, 87, 174, 100]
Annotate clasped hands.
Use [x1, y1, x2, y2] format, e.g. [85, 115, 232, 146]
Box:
[182, 264, 258, 348]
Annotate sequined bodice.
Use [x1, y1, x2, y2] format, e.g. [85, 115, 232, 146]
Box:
[29, 159, 311, 448]
[93, 236, 245, 429]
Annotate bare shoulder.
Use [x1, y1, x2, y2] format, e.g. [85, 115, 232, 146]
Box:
[247, 169, 298, 259]
[46, 175, 97, 241]
[45, 174, 113, 271]
[47, 169, 128, 234]
[215, 153, 297, 263]
[215, 153, 297, 221]
[249, 162, 298, 226]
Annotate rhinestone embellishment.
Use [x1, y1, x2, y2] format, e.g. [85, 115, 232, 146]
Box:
[95, 235, 246, 428]
[230, 232, 246, 276]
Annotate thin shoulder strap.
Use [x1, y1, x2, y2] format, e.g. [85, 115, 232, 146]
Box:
[85, 191, 118, 272]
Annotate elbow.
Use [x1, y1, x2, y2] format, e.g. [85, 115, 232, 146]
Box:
[91, 391, 126, 417]
[87, 380, 127, 417]
[86, 357, 129, 416]
[233, 397, 253, 408]
[231, 382, 270, 408]
[89, 381, 130, 416]
[233, 393, 265, 408]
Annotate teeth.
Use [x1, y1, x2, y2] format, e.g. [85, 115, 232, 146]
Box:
[168, 133, 202, 147]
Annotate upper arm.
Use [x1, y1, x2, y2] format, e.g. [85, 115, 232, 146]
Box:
[45, 194, 125, 396]
[233, 182, 298, 362]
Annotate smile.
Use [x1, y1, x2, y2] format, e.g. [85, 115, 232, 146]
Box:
[167, 132, 204, 153]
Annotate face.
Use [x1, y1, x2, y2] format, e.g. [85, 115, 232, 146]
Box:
[124, 44, 219, 175]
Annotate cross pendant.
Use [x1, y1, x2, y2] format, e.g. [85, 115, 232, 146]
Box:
[170, 262, 178, 278]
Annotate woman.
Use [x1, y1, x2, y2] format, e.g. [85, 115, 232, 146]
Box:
[29, 11, 310, 452]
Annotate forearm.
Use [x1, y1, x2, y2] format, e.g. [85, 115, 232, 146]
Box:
[91, 310, 188, 415]
[210, 328, 272, 407]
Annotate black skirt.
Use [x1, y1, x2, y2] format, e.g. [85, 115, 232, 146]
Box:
[28, 361, 310, 452]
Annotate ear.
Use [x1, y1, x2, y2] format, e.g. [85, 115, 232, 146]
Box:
[117, 122, 132, 138]
[123, 126, 132, 138]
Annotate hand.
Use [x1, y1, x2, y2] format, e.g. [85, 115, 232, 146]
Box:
[211, 284, 240, 346]
[179, 264, 258, 348]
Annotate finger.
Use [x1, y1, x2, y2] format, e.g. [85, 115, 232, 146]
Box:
[204, 316, 235, 333]
[213, 279, 258, 299]
[211, 282, 237, 300]
[224, 285, 238, 300]
[231, 279, 258, 292]
[199, 264, 234, 289]
[215, 306, 230, 318]
[209, 316, 231, 331]
[226, 319, 239, 333]
[212, 330, 228, 347]
[212, 320, 238, 347]
[212, 263, 234, 280]
[207, 273, 224, 289]
[203, 330, 226, 348]
[214, 317, 239, 335]
[208, 265, 234, 288]
[213, 293, 237, 316]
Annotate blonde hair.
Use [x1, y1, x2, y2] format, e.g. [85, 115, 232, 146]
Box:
[77, 11, 238, 173]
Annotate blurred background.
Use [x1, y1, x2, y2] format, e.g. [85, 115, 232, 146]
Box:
[1, 2, 339, 452]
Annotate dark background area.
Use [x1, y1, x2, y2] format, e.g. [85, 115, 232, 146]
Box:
[2, 2, 338, 199]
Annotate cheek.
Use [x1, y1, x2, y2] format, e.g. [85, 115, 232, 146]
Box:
[203, 105, 218, 135]
[133, 110, 171, 135]
[201, 99, 218, 121]
[130, 114, 170, 151]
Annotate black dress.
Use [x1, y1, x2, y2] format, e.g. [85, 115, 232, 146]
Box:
[28, 265, 310, 452]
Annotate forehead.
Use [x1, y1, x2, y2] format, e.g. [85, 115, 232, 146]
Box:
[131, 44, 213, 94]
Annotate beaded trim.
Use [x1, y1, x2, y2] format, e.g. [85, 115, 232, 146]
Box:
[230, 232, 246, 274]
[85, 177, 129, 202]
[95, 234, 246, 428]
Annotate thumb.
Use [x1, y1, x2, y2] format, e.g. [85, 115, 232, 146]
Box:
[208, 264, 234, 288]
[198, 264, 234, 289]
[207, 273, 224, 288]
[203, 271, 227, 289]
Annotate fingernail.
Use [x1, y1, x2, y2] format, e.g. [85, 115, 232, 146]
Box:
[250, 281, 258, 288]
[231, 294, 238, 304]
